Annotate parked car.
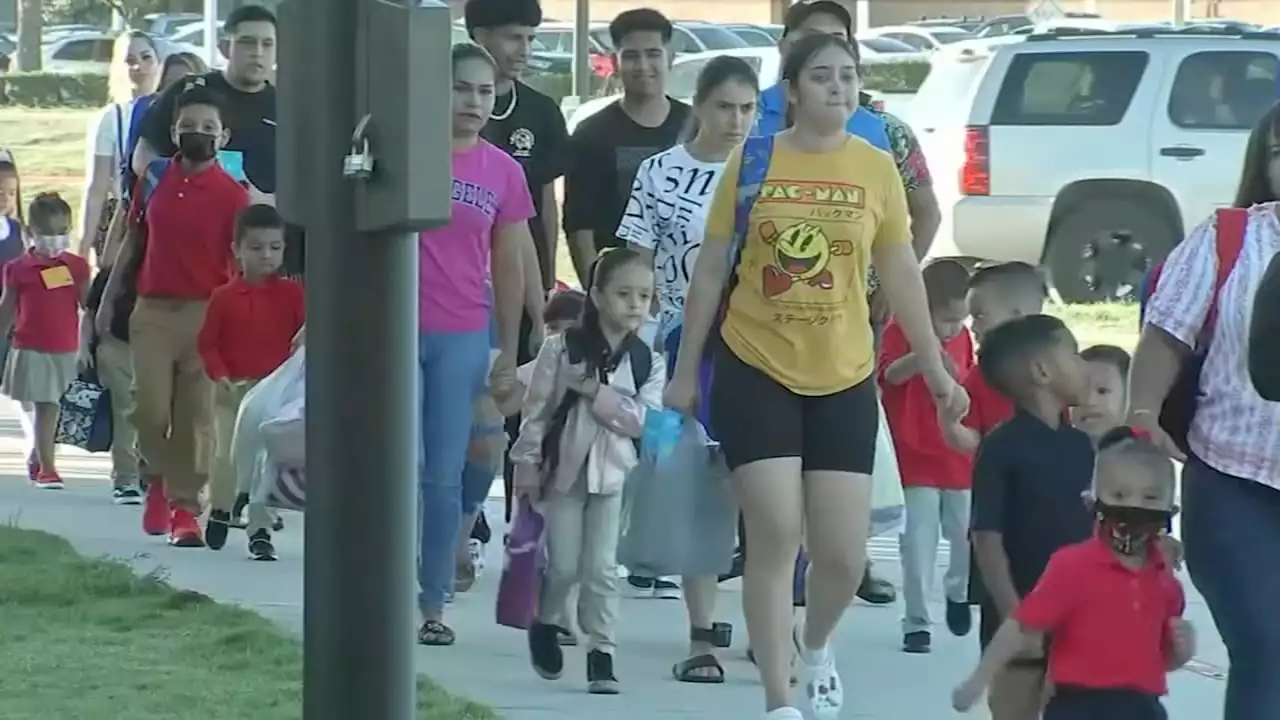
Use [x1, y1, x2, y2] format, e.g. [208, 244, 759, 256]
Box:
[906, 16, 985, 32]
[670, 21, 748, 54]
[974, 12, 1101, 38]
[41, 32, 199, 75]
[858, 36, 930, 62]
[566, 47, 891, 134]
[167, 23, 229, 66]
[865, 25, 975, 51]
[725, 23, 781, 47]
[535, 22, 614, 78]
[910, 28, 1280, 302]
[144, 12, 203, 37]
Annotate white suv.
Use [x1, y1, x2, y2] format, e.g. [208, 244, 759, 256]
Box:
[913, 30, 1280, 302]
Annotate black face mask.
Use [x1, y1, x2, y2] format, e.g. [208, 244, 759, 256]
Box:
[177, 132, 217, 162]
[1095, 501, 1172, 556]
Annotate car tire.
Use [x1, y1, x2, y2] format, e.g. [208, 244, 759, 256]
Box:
[1045, 199, 1179, 304]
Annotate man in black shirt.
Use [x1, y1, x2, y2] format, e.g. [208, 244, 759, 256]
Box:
[562, 8, 690, 282]
[130, 5, 297, 273]
[969, 314, 1095, 720]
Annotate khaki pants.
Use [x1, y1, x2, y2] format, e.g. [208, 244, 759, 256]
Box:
[95, 338, 140, 485]
[209, 379, 257, 513]
[129, 297, 213, 514]
[989, 665, 1048, 720]
[538, 479, 623, 654]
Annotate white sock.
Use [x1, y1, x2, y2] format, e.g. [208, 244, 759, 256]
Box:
[798, 642, 829, 667]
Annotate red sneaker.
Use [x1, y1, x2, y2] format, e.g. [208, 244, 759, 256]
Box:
[26, 451, 38, 483]
[142, 478, 169, 537]
[168, 508, 205, 547]
[32, 470, 64, 490]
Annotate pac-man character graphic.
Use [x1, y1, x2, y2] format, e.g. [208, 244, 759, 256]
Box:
[759, 220, 854, 298]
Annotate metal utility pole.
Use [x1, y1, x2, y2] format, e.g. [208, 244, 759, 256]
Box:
[572, 0, 591, 100]
[279, 1, 451, 718]
[202, 0, 220, 68]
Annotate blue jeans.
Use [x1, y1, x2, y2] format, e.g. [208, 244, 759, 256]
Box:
[1183, 454, 1280, 719]
[417, 328, 490, 612]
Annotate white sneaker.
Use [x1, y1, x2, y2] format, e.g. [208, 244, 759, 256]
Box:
[653, 576, 681, 600]
[764, 708, 803, 720]
[794, 626, 842, 719]
[467, 539, 485, 576]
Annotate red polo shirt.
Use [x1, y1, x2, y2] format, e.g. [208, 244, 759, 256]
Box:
[198, 275, 305, 381]
[878, 319, 975, 489]
[132, 158, 249, 300]
[1015, 536, 1185, 695]
[4, 251, 90, 353]
[961, 368, 1015, 436]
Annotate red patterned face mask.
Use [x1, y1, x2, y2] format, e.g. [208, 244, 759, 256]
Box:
[1095, 501, 1171, 555]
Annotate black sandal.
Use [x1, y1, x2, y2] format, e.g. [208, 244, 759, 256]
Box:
[673, 627, 725, 684]
[417, 620, 455, 646]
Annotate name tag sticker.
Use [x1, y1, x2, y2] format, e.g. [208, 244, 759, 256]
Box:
[218, 150, 247, 183]
[40, 265, 73, 290]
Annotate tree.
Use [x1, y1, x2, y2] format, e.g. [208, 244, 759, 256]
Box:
[44, 0, 200, 28]
[15, 0, 42, 71]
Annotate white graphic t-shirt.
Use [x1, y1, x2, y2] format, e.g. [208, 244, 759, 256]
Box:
[616, 144, 725, 345]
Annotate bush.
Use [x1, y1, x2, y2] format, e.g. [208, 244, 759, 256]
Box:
[0, 60, 932, 109]
[0, 72, 110, 107]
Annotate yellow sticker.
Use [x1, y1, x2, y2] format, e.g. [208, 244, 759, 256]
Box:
[40, 265, 74, 290]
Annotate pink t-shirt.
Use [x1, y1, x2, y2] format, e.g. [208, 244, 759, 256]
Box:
[419, 139, 534, 333]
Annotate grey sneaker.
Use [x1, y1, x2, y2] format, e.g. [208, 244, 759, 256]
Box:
[113, 485, 143, 505]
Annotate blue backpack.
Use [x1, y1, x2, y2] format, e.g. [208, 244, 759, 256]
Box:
[119, 95, 156, 203]
[663, 135, 775, 437]
[1137, 207, 1245, 453]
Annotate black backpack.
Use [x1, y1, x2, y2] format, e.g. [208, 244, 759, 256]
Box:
[540, 330, 652, 474]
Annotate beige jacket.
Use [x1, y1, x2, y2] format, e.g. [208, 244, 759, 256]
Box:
[511, 333, 665, 496]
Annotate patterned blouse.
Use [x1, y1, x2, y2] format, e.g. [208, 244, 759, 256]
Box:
[863, 104, 933, 295]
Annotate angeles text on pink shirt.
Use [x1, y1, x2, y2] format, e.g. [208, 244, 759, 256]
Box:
[418, 138, 534, 333]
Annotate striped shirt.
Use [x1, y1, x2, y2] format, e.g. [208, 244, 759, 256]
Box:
[1144, 203, 1280, 487]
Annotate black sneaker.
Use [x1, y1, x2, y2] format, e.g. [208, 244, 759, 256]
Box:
[586, 649, 620, 694]
[112, 485, 142, 505]
[946, 599, 973, 637]
[248, 530, 277, 561]
[856, 569, 896, 605]
[653, 578, 681, 600]
[206, 510, 232, 551]
[626, 574, 655, 597]
[718, 552, 745, 583]
[528, 622, 565, 680]
[903, 630, 931, 654]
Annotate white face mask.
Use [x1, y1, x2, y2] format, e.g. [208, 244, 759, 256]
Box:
[30, 234, 70, 254]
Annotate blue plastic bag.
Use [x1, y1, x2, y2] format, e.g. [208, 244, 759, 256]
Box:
[641, 408, 683, 461]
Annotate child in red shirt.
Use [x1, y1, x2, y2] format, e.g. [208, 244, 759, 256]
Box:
[880, 259, 976, 653]
[953, 426, 1195, 720]
[0, 193, 90, 488]
[939, 262, 1048, 453]
[198, 204, 304, 559]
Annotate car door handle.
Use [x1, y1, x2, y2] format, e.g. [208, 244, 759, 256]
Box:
[1160, 146, 1205, 158]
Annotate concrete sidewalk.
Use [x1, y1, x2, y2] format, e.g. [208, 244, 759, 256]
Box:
[1, 416, 1226, 718]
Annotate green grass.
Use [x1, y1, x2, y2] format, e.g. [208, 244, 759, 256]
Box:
[0, 526, 496, 720]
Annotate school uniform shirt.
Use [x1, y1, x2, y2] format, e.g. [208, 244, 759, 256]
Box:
[419, 139, 533, 334]
[4, 251, 90, 354]
[961, 368, 1015, 436]
[702, 136, 911, 396]
[510, 333, 665, 496]
[878, 319, 975, 488]
[131, 160, 249, 300]
[563, 100, 690, 253]
[197, 276, 305, 381]
[615, 144, 725, 343]
[970, 411, 1096, 598]
[481, 81, 569, 292]
[1016, 536, 1185, 696]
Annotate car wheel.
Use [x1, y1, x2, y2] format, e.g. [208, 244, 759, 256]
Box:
[1045, 199, 1179, 304]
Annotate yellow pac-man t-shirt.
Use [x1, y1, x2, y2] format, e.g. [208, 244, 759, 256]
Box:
[704, 135, 911, 396]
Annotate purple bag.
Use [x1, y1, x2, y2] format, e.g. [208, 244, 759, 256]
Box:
[495, 496, 546, 630]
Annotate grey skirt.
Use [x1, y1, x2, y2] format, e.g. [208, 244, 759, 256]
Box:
[3, 348, 77, 404]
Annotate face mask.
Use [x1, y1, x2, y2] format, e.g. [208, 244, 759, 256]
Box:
[30, 234, 70, 255]
[178, 132, 217, 162]
[1095, 500, 1171, 556]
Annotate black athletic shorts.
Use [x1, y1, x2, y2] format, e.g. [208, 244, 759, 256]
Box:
[1043, 687, 1166, 720]
[708, 345, 878, 475]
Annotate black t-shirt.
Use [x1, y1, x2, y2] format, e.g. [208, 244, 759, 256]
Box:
[563, 99, 691, 252]
[970, 410, 1095, 603]
[138, 71, 278, 193]
[481, 82, 569, 292]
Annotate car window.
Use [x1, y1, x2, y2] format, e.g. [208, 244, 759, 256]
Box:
[589, 28, 614, 51]
[733, 28, 776, 47]
[537, 30, 571, 53]
[1168, 51, 1280, 131]
[861, 37, 917, 53]
[51, 39, 95, 61]
[687, 25, 748, 50]
[991, 51, 1148, 126]
[885, 33, 932, 50]
[93, 39, 113, 62]
[669, 27, 703, 54]
[933, 30, 976, 44]
[669, 55, 763, 101]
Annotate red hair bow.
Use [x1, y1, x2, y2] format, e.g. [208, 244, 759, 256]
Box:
[1128, 426, 1151, 442]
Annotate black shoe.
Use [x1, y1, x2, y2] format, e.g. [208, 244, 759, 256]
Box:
[856, 569, 896, 605]
[112, 485, 142, 505]
[586, 649, 620, 695]
[718, 552, 745, 583]
[626, 574, 655, 597]
[248, 530, 277, 561]
[206, 510, 231, 551]
[272, 515, 285, 532]
[528, 622, 565, 680]
[946, 599, 973, 637]
[903, 630, 931, 654]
